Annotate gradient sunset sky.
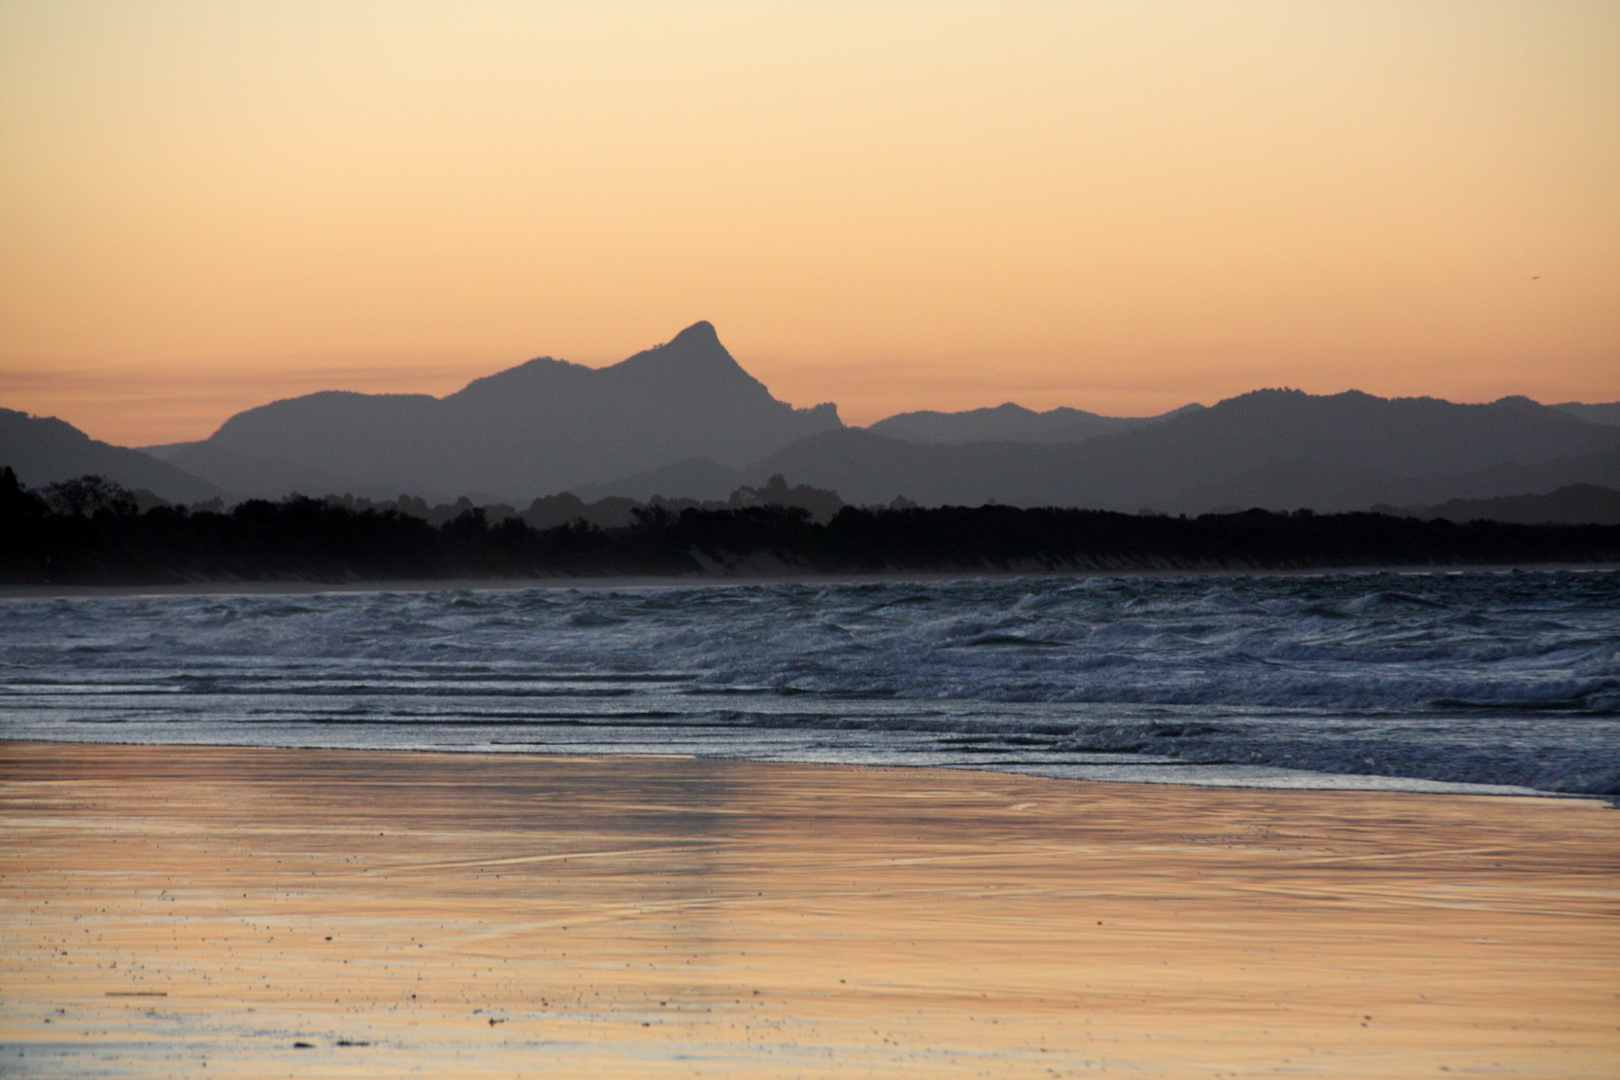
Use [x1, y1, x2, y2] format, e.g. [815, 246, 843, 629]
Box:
[2, 1, 1616, 447]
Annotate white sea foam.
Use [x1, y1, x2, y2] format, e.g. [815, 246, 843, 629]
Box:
[2, 571, 1616, 795]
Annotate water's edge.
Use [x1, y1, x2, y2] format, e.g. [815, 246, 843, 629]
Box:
[4, 571, 1615, 798]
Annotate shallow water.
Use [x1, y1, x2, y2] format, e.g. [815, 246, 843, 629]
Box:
[3, 570, 1616, 795]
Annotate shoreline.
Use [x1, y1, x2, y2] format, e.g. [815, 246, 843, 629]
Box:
[1, 735, 1598, 803]
[2, 561, 1614, 599]
[3, 740, 1615, 1078]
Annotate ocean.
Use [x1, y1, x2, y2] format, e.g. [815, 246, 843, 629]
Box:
[3, 570, 1616, 797]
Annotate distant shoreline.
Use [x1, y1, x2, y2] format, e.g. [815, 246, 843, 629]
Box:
[3, 561, 1615, 600]
[10, 481, 1620, 588]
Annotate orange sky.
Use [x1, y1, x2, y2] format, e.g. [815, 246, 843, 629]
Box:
[2, 2, 1617, 447]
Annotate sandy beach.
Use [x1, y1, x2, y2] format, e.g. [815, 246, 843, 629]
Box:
[1, 742, 1615, 1078]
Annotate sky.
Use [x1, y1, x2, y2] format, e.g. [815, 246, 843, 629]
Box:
[2, 1, 1617, 447]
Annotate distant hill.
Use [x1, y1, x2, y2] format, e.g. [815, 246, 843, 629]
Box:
[161, 322, 841, 502]
[0, 408, 221, 504]
[743, 390, 1620, 513]
[868, 402, 1202, 444]
[1373, 483, 1620, 526]
[143, 440, 368, 503]
[571, 457, 742, 503]
[1554, 402, 1620, 427]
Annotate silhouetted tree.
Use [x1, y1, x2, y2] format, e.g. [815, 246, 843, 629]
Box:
[41, 475, 137, 517]
[1, 466, 47, 521]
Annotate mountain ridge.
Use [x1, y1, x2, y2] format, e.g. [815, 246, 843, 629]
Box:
[167, 321, 843, 501]
[8, 322, 1620, 516]
[1373, 483, 1620, 526]
[0, 407, 222, 504]
[744, 389, 1620, 512]
[868, 401, 1205, 444]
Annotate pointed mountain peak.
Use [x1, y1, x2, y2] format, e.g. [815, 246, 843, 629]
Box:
[648, 320, 728, 364]
[611, 320, 753, 382]
[668, 320, 719, 348]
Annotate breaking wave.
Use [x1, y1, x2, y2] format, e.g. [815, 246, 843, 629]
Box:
[2, 569, 1615, 795]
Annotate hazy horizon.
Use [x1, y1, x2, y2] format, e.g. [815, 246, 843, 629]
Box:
[3, 2, 1617, 446]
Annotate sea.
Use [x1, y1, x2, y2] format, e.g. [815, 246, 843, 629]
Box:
[2, 570, 1616, 797]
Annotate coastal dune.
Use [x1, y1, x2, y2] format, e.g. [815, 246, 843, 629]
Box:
[2, 742, 1615, 1078]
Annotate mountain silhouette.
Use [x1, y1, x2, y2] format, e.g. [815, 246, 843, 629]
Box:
[0, 408, 221, 504]
[571, 457, 743, 503]
[1554, 402, 1620, 428]
[151, 322, 841, 501]
[1373, 483, 1620, 526]
[145, 439, 361, 504]
[744, 390, 1620, 512]
[868, 402, 1203, 444]
[13, 324, 1620, 517]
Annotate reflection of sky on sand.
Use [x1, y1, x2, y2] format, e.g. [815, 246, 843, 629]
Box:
[3, 742, 1616, 1077]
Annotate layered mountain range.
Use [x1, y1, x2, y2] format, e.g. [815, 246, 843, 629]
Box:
[745, 390, 1620, 514]
[5, 321, 1619, 519]
[143, 321, 840, 503]
[0, 408, 222, 504]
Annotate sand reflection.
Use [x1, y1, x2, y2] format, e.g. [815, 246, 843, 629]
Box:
[1, 742, 1615, 1077]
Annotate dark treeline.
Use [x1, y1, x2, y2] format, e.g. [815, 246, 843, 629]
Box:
[4, 469, 1618, 585]
[289, 471, 849, 531]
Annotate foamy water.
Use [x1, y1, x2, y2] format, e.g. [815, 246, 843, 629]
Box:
[3, 570, 1616, 795]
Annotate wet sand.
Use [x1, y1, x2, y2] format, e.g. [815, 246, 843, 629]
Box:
[1, 742, 1615, 1078]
